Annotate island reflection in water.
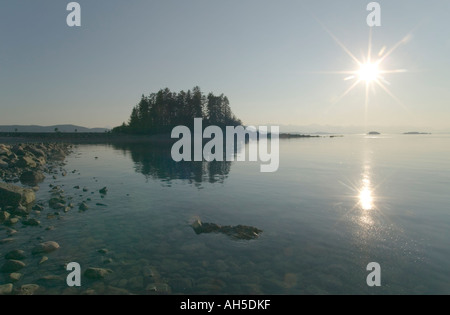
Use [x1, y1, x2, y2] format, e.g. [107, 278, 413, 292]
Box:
[112, 142, 234, 185]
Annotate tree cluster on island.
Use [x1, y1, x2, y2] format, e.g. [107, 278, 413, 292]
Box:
[113, 87, 242, 135]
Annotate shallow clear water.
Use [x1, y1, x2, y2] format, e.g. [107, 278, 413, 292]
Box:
[1, 134, 449, 294]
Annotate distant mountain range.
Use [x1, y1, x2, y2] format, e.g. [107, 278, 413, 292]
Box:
[0, 125, 108, 133]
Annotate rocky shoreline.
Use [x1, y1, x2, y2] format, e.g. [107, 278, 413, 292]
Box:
[0, 143, 72, 295]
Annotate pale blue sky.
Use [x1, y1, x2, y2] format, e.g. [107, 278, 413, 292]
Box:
[1, 1, 449, 130]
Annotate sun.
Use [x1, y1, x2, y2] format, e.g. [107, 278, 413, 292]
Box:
[317, 24, 411, 115]
[358, 62, 379, 82]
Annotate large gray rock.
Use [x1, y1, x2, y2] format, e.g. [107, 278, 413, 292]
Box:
[0, 182, 35, 208]
[20, 170, 45, 186]
[1, 260, 26, 273]
[32, 241, 60, 255]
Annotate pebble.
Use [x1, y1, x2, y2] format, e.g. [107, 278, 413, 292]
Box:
[39, 256, 49, 264]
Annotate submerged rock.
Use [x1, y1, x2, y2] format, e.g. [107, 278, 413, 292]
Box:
[22, 218, 40, 226]
[79, 202, 89, 211]
[0, 283, 13, 295]
[5, 249, 26, 260]
[191, 219, 262, 240]
[84, 267, 112, 279]
[32, 241, 60, 255]
[19, 284, 40, 295]
[99, 187, 108, 195]
[1, 260, 26, 273]
[9, 273, 22, 282]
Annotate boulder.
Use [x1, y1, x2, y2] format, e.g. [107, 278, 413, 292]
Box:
[20, 170, 45, 186]
[16, 156, 37, 168]
[0, 182, 35, 208]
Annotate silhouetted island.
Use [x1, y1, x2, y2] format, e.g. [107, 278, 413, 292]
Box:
[403, 132, 431, 135]
[112, 87, 242, 135]
[368, 131, 381, 135]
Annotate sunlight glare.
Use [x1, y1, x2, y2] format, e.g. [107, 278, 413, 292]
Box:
[358, 63, 379, 82]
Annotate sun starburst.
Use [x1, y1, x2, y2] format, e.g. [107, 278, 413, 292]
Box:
[318, 24, 411, 124]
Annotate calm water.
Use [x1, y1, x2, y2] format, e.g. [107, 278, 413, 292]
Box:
[1, 134, 449, 294]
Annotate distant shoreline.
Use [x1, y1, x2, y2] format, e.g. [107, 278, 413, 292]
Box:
[0, 132, 334, 145]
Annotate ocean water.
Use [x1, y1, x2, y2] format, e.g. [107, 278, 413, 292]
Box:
[1, 134, 449, 294]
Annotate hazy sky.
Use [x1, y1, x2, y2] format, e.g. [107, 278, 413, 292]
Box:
[1, 1, 449, 130]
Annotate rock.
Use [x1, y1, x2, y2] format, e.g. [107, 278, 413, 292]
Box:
[32, 204, 44, 211]
[82, 187, 88, 192]
[6, 228, 17, 236]
[97, 248, 109, 254]
[49, 197, 66, 209]
[0, 283, 13, 295]
[16, 156, 37, 168]
[99, 187, 108, 195]
[73, 185, 80, 189]
[1, 260, 26, 273]
[39, 256, 48, 264]
[191, 220, 263, 240]
[96, 203, 107, 207]
[105, 286, 130, 295]
[11, 205, 29, 217]
[6, 218, 19, 225]
[45, 226, 55, 231]
[0, 182, 35, 208]
[19, 284, 40, 295]
[145, 283, 171, 294]
[37, 275, 63, 285]
[102, 258, 113, 265]
[79, 202, 89, 211]
[0, 238, 15, 244]
[0, 159, 9, 169]
[84, 267, 112, 279]
[32, 241, 60, 255]
[0, 210, 10, 223]
[9, 273, 22, 282]
[27, 147, 46, 158]
[20, 170, 45, 186]
[5, 249, 26, 260]
[23, 218, 40, 226]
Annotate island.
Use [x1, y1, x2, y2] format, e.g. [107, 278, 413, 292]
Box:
[403, 132, 431, 135]
[367, 131, 381, 135]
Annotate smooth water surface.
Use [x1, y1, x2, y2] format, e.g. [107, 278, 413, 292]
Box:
[1, 134, 449, 294]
